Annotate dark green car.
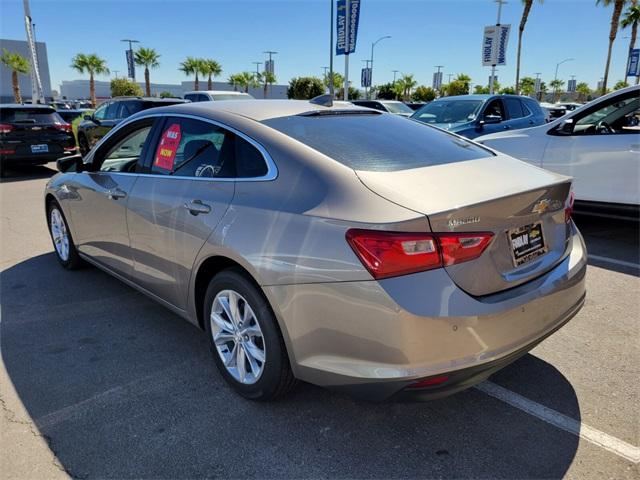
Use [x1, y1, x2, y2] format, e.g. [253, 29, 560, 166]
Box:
[77, 97, 188, 156]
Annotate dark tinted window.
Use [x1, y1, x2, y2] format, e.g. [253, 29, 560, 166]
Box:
[121, 101, 144, 117]
[198, 94, 210, 102]
[0, 108, 63, 124]
[235, 135, 267, 177]
[504, 98, 525, 119]
[105, 102, 119, 120]
[184, 93, 198, 102]
[263, 113, 492, 172]
[483, 99, 505, 120]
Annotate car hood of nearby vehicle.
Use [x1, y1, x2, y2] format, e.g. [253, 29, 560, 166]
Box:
[427, 121, 470, 131]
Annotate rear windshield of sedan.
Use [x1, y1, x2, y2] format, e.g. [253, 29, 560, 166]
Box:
[262, 112, 492, 172]
[1, 108, 63, 124]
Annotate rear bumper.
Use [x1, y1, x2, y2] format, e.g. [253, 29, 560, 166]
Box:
[264, 222, 587, 401]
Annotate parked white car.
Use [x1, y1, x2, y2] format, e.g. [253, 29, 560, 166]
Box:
[184, 90, 254, 102]
[477, 86, 640, 217]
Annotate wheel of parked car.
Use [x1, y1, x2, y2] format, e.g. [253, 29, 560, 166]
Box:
[78, 134, 90, 157]
[204, 268, 296, 400]
[47, 200, 83, 269]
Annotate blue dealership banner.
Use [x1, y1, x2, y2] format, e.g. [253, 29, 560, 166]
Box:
[336, 0, 361, 56]
[627, 49, 640, 77]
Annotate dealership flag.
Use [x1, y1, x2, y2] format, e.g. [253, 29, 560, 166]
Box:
[336, 0, 361, 55]
[627, 49, 640, 77]
[482, 24, 511, 66]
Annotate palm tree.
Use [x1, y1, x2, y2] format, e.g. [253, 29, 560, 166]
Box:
[70, 53, 109, 107]
[180, 57, 203, 91]
[228, 73, 242, 91]
[397, 74, 417, 100]
[576, 82, 592, 101]
[0, 49, 30, 103]
[232, 72, 256, 93]
[201, 59, 222, 90]
[520, 76, 536, 95]
[134, 47, 160, 97]
[597, 0, 628, 94]
[549, 78, 565, 102]
[515, 0, 543, 94]
[621, 0, 640, 84]
[262, 71, 276, 98]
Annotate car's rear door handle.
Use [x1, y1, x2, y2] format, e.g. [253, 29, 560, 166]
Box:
[106, 188, 127, 200]
[183, 199, 211, 215]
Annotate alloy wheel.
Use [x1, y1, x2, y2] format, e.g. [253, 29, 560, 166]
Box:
[50, 208, 70, 261]
[210, 289, 266, 384]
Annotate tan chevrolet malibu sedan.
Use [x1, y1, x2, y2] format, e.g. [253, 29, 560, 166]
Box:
[44, 98, 586, 401]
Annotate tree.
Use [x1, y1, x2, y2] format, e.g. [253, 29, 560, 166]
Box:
[71, 53, 109, 107]
[412, 85, 437, 102]
[613, 79, 630, 89]
[474, 85, 490, 94]
[180, 57, 203, 91]
[134, 47, 160, 97]
[396, 74, 417, 100]
[597, 0, 628, 94]
[575, 82, 592, 101]
[621, 0, 640, 84]
[228, 73, 242, 91]
[262, 71, 276, 98]
[0, 49, 30, 103]
[520, 76, 536, 95]
[287, 77, 325, 99]
[537, 81, 548, 100]
[515, 0, 544, 94]
[201, 59, 222, 90]
[323, 72, 344, 93]
[237, 72, 258, 93]
[376, 82, 398, 100]
[442, 74, 471, 96]
[159, 91, 177, 98]
[110, 77, 143, 97]
[549, 78, 565, 102]
[500, 86, 517, 94]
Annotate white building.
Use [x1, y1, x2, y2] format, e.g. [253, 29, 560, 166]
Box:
[0, 38, 52, 103]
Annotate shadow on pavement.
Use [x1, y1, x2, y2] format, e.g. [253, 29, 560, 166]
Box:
[2, 253, 581, 479]
[0, 163, 58, 183]
[574, 214, 640, 276]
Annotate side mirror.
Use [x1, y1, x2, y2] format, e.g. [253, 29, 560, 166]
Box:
[482, 114, 502, 124]
[83, 114, 92, 121]
[57, 154, 84, 173]
[555, 118, 574, 135]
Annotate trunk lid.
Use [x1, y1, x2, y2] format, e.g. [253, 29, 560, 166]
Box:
[356, 155, 572, 296]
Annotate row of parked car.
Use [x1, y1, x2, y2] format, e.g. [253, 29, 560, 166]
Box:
[2, 87, 638, 217]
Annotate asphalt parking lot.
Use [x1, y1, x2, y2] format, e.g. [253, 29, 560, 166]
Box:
[1, 163, 638, 479]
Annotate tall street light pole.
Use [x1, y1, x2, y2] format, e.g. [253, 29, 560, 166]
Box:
[369, 35, 391, 99]
[362, 59, 371, 99]
[329, 0, 335, 98]
[554, 57, 574, 82]
[253, 61, 263, 78]
[263, 50, 277, 75]
[392, 70, 399, 84]
[121, 39, 140, 80]
[489, 0, 506, 95]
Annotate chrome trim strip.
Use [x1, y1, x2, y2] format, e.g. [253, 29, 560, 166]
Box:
[85, 112, 278, 182]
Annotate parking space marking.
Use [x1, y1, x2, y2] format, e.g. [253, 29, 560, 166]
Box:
[475, 381, 640, 464]
[588, 254, 640, 270]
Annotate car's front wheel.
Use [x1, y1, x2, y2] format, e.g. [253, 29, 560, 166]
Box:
[204, 269, 296, 400]
[47, 200, 82, 269]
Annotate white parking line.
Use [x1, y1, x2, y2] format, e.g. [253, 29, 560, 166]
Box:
[588, 254, 640, 270]
[475, 381, 640, 464]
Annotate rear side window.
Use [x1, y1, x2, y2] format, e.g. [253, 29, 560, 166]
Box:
[0, 108, 63, 124]
[504, 98, 525, 119]
[262, 113, 492, 172]
[184, 94, 199, 102]
[121, 101, 144, 117]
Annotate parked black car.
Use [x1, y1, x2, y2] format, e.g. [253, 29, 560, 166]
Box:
[77, 97, 188, 155]
[56, 108, 91, 124]
[0, 104, 76, 171]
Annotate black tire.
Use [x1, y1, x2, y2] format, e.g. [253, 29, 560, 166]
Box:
[78, 134, 90, 157]
[46, 200, 83, 270]
[204, 268, 296, 401]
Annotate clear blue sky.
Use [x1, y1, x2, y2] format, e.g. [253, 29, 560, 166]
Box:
[0, 0, 636, 92]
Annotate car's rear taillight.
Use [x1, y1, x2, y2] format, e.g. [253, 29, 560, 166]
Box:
[0, 123, 13, 134]
[565, 190, 575, 223]
[346, 229, 494, 279]
[55, 122, 72, 133]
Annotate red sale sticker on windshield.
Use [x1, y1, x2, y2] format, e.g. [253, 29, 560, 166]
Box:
[154, 123, 182, 170]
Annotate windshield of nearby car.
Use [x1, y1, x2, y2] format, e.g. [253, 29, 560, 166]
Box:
[0, 108, 64, 124]
[262, 112, 492, 172]
[383, 102, 413, 114]
[412, 100, 483, 124]
[211, 94, 253, 101]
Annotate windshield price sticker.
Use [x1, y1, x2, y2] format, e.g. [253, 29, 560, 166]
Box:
[154, 123, 182, 171]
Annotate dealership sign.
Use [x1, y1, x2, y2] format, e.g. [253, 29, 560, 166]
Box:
[126, 49, 136, 80]
[336, 0, 361, 55]
[482, 24, 511, 66]
[361, 67, 371, 87]
[627, 49, 640, 77]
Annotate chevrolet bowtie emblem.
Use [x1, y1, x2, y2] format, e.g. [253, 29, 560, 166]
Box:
[531, 199, 555, 214]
